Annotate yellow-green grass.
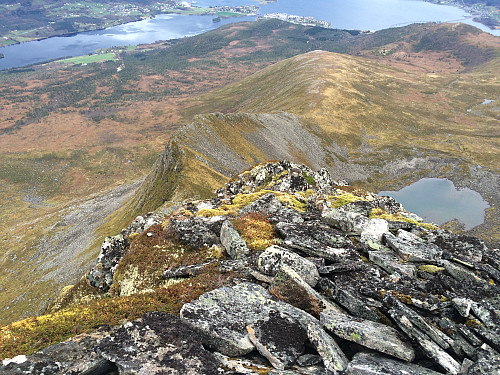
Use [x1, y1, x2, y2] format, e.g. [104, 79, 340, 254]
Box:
[60, 53, 116, 65]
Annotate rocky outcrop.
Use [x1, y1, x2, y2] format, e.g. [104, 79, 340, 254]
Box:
[88, 213, 163, 291]
[3, 161, 499, 375]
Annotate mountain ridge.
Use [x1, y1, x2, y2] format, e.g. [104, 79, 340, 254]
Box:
[1, 20, 499, 327]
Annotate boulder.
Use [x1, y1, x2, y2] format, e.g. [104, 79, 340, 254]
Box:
[275, 221, 359, 262]
[360, 218, 389, 250]
[0, 332, 113, 375]
[171, 217, 221, 248]
[270, 265, 343, 318]
[369, 249, 417, 277]
[321, 208, 369, 235]
[240, 192, 284, 215]
[384, 230, 442, 263]
[220, 220, 250, 259]
[306, 322, 349, 373]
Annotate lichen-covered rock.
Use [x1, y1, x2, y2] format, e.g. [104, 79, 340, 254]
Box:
[346, 352, 442, 375]
[467, 354, 500, 374]
[258, 245, 320, 287]
[384, 230, 442, 262]
[369, 249, 417, 277]
[88, 234, 129, 291]
[171, 217, 221, 248]
[179, 283, 278, 356]
[360, 218, 389, 249]
[424, 230, 486, 263]
[322, 208, 369, 235]
[97, 312, 218, 375]
[220, 220, 250, 259]
[240, 192, 284, 215]
[320, 310, 414, 361]
[275, 221, 359, 262]
[0, 330, 113, 375]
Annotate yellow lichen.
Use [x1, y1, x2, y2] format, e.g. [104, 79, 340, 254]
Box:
[276, 194, 307, 212]
[197, 190, 309, 218]
[369, 208, 438, 230]
[418, 265, 445, 273]
[326, 192, 365, 208]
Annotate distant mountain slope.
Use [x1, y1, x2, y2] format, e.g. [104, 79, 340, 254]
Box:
[134, 50, 500, 247]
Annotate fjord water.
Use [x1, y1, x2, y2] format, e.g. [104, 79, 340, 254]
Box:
[379, 178, 490, 229]
[0, 0, 497, 70]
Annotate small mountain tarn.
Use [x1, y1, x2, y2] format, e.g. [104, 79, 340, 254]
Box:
[1, 161, 498, 374]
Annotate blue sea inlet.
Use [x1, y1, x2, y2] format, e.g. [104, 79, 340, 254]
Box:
[1, 0, 498, 70]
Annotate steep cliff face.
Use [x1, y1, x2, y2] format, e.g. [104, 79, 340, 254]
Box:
[1, 161, 498, 375]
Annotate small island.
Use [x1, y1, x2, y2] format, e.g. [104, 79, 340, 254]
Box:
[0, 53, 4, 59]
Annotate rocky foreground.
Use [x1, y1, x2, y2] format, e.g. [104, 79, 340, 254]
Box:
[1, 161, 499, 374]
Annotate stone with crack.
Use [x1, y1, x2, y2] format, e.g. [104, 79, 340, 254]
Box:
[322, 208, 370, 236]
[270, 264, 343, 318]
[369, 249, 417, 277]
[383, 230, 442, 263]
[275, 221, 359, 262]
[306, 322, 349, 373]
[320, 310, 415, 362]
